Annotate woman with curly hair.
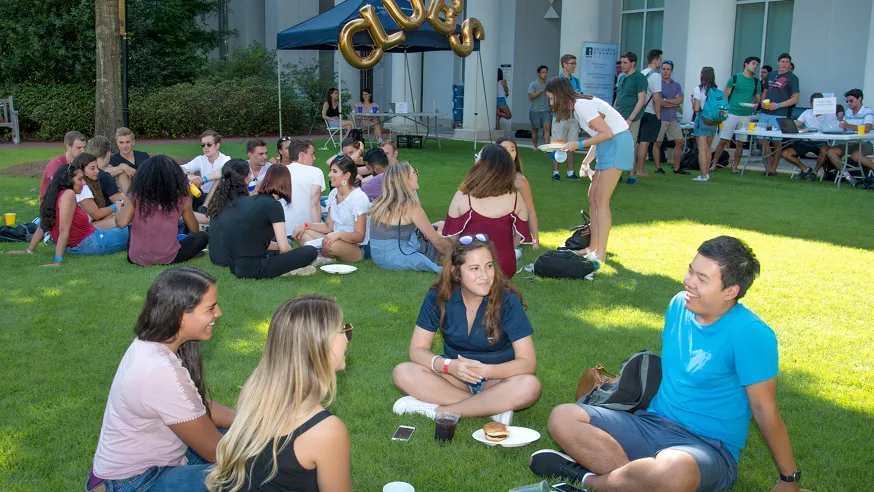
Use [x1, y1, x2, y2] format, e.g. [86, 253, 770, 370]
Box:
[115, 155, 209, 266]
[205, 159, 251, 267]
[392, 237, 540, 426]
[14, 165, 129, 266]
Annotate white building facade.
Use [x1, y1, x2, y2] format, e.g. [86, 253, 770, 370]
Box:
[217, 0, 874, 138]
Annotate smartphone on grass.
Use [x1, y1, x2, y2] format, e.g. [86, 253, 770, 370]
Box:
[392, 425, 415, 441]
[553, 483, 585, 492]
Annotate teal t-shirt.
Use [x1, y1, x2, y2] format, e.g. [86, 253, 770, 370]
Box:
[648, 293, 778, 463]
[726, 73, 761, 117]
[615, 71, 648, 121]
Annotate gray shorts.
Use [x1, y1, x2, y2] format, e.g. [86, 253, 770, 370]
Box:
[530, 109, 551, 129]
[552, 117, 581, 143]
[577, 404, 738, 492]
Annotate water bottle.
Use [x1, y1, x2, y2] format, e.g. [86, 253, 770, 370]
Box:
[248, 180, 257, 193]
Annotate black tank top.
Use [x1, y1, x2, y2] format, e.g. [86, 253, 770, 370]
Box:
[244, 410, 334, 491]
[326, 101, 340, 118]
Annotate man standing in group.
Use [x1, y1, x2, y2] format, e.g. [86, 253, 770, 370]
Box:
[531, 236, 803, 492]
[246, 138, 271, 190]
[712, 56, 762, 173]
[107, 127, 148, 193]
[285, 139, 326, 237]
[181, 130, 231, 209]
[614, 60, 623, 103]
[559, 54, 582, 93]
[528, 65, 552, 150]
[653, 60, 688, 175]
[550, 54, 582, 181]
[634, 49, 664, 178]
[614, 52, 648, 184]
[40, 131, 87, 202]
[759, 54, 800, 176]
[760, 65, 772, 90]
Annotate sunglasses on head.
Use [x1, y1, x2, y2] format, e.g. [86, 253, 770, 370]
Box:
[459, 233, 488, 245]
[340, 323, 354, 342]
[201, 142, 215, 148]
[279, 136, 293, 142]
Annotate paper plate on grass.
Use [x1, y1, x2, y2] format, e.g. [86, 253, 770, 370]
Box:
[537, 143, 565, 151]
[472, 426, 541, 447]
[320, 264, 357, 275]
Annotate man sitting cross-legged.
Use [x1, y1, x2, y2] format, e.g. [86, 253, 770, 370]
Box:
[530, 235, 802, 492]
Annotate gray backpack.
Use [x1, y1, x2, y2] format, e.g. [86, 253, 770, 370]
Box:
[580, 350, 662, 413]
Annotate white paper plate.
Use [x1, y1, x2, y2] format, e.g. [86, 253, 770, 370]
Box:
[472, 426, 541, 447]
[320, 264, 358, 275]
[738, 102, 756, 108]
[537, 143, 565, 151]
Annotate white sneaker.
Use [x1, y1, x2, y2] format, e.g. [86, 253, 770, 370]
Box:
[392, 396, 439, 420]
[515, 248, 522, 261]
[692, 175, 709, 182]
[490, 410, 514, 425]
[311, 255, 337, 267]
[281, 265, 316, 277]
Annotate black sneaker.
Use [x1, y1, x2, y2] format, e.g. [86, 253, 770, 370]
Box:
[552, 173, 561, 182]
[798, 169, 813, 181]
[673, 168, 690, 175]
[805, 171, 818, 181]
[529, 449, 590, 484]
[655, 168, 666, 174]
[567, 173, 581, 180]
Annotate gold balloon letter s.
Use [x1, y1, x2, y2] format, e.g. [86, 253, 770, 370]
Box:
[449, 18, 485, 57]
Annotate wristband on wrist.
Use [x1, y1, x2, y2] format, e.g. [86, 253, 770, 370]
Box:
[53, 256, 64, 263]
[430, 355, 441, 373]
[578, 139, 584, 149]
[777, 102, 781, 109]
[203, 175, 209, 183]
[110, 203, 117, 212]
[442, 358, 451, 374]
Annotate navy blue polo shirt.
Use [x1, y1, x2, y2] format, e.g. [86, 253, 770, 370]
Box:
[416, 287, 533, 364]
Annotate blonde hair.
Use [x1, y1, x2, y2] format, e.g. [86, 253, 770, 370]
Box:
[368, 161, 419, 227]
[205, 295, 343, 492]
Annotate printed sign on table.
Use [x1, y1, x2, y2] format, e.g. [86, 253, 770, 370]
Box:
[582, 42, 619, 102]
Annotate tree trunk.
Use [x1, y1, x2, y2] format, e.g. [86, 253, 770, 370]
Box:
[95, 0, 122, 147]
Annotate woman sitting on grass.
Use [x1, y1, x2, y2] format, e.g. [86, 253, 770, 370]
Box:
[368, 161, 450, 273]
[115, 155, 209, 266]
[443, 144, 532, 278]
[206, 160, 253, 267]
[222, 165, 319, 279]
[206, 295, 352, 492]
[86, 267, 236, 492]
[292, 157, 371, 264]
[392, 237, 541, 426]
[496, 136, 540, 249]
[269, 136, 294, 166]
[15, 165, 129, 266]
[70, 153, 124, 230]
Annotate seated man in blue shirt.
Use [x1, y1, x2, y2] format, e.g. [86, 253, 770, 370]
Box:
[530, 236, 802, 492]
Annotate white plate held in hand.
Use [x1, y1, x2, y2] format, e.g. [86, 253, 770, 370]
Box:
[320, 264, 358, 275]
[537, 143, 565, 151]
[472, 426, 541, 447]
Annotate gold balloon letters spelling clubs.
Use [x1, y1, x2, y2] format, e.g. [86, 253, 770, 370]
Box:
[339, 0, 485, 69]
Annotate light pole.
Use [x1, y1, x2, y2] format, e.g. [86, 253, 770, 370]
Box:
[120, 0, 129, 128]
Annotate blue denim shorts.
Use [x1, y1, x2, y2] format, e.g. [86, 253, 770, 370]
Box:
[466, 379, 485, 395]
[576, 404, 737, 491]
[595, 130, 634, 171]
[67, 227, 129, 256]
[529, 110, 551, 128]
[359, 243, 371, 261]
[497, 97, 508, 108]
[693, 117, 718, 138]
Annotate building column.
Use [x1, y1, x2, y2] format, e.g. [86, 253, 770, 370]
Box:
[334, 0, 360, 116]
[864, 5, 874, 102]
[681, 0, 736, 116]
[455, 0, 500, 141]
[559, 0, 607, 85]
[390, 52, 423, 112]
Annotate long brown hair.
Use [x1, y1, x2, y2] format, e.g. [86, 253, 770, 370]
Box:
[495, 136, 523, 174]
[459, 144, 516, 198]
[70, 153, 106, 207]
[544, 77, 593, 122]
[258, 165, 292, 203]
[431, 239, 525, 345]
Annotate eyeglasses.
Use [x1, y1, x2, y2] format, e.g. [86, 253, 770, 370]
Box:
[340, 323, 354, 342]
[200, 142, 215, 148]
[413, 168, 419, 175]
[459, 233, 488, 245]
[663, 60, 673, 66]
[846, 98, 857, 103]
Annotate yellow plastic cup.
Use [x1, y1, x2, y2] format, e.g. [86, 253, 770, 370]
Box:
[189, 183, 202, 198]
[858, 125, 866, 135]
[4, 213, 15, 226]
[747, 122, 756, 132]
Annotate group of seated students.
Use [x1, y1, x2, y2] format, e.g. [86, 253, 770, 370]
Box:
[84, 235, 803, 492]
[16, 123, 547, 280]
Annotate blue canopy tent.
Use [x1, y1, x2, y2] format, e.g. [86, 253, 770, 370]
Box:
[275, 0, 483, 140]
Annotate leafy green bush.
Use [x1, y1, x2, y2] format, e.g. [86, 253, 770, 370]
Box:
[0, 84, 94, 140]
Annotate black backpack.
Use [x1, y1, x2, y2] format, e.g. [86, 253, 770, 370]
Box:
[558, 210, 591, 251]
[515, 129, 533, 139]
[0, 223, 38, 242]
[533, 249, 596, 279]
[580, 350, 662, 413]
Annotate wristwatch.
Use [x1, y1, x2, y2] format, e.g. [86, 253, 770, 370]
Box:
[779, 469, 801, 483]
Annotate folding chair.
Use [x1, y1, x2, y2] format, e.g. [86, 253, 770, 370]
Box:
[322, 119, 343, 151]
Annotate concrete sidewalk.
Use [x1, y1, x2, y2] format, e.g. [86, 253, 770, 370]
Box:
[0, 133, 333, 149]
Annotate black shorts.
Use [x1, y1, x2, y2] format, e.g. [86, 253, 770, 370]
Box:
[637, 112, 661, 143]
[788, 141, 824, 157]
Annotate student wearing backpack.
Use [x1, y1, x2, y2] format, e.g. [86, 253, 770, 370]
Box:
[712, 57, 763, 173]
[633, 49, 664, 178]
[760, 54, 800, 175]
[691, 67, 722, 181]
[531, 236, 803, 492]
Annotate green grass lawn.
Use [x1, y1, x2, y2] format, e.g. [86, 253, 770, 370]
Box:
[1, 140, 872, 491]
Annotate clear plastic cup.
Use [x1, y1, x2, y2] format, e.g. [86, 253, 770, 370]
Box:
[434, 410, 460, 441]
[553, 150, 568, 163]
[509, 480, 550, 492]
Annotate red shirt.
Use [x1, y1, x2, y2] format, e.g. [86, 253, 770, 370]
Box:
[50, 190, 95, 248]
[40, 153, 68, 202]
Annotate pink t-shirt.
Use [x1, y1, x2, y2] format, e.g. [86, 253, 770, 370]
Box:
[128, 197, 186, 266]
[92, 338, 207, 479]
[40, 153, 68, 202]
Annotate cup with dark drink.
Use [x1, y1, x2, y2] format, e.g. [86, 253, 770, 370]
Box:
[434, 410, 460, 442]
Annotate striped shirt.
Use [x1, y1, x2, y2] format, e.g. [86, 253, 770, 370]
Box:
[844, 105, 874, 131]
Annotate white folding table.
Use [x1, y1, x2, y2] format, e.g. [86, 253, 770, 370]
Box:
[352, 111, 448, 150]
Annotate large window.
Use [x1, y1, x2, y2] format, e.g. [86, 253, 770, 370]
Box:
[620, 0, 664, 58]
[732, 0, 794, 73]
